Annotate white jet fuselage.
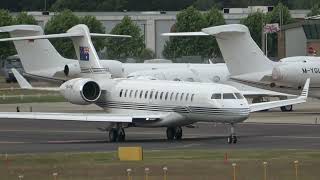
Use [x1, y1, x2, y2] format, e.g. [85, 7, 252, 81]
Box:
[85, 79, 250, 127]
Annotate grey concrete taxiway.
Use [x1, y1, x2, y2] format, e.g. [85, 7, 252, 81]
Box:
[0, 100, 320, 154]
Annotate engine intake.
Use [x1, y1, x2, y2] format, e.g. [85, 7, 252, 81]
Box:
[60, 78, 101, 105]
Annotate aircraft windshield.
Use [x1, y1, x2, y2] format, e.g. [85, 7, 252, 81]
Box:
[211, 93, 221, 99]
[234, 93, 244, 99]
[223, 93, 236, 99]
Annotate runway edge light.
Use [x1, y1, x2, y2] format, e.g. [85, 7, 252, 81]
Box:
[118, 147, 143, 161]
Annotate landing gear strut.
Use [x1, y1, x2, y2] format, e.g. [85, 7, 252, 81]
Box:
[108, 127, 126, 142]
[227, 124, 237, 144]
[166, 127, 183, 140]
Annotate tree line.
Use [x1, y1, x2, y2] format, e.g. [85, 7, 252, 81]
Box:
[1, 0, 320, 12]
[1, 2, 320, 61]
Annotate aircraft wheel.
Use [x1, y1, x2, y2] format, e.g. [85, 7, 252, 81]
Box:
[232, 136, 238, 144]
[280, 105, 293, 112]
[175, 127, 183, 140]
[117, 128, 126, 142]
[108, 129, 117, 142]
[166, 127, 175, 140]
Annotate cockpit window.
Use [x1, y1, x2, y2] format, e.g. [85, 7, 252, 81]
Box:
[223, 93, 236, 99]
[234, 93, 244, 99]
[211, 93, 221, 99]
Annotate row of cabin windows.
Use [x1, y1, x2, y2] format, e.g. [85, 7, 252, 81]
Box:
[211, 93, 244, 100]
[119, 89, 195, 102]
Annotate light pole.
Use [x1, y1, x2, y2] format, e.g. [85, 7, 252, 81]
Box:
[263, 162, 268, 180]
[232, 163, 237, 180]
[163, 166, 168, 180]
[294, 160, 299, 180]
[126, 168, 132, 180]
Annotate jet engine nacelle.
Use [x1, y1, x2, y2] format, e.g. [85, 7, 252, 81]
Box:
[64, 62, 81, 77]
[60, 78, 101, 105]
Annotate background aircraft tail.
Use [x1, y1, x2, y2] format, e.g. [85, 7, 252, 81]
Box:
[0, 25, 75, 76]
[66, 24, 111, 79]
[202, 24, 274, 76]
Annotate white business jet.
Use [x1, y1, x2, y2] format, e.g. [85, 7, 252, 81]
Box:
[163, 24, 320, 106]
[0, 25, 296, 112]
[0, 24, 310, 144]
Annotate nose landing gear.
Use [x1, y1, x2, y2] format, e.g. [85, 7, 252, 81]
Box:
[227, 124, 237, 144]
[108, 127, 126, 142]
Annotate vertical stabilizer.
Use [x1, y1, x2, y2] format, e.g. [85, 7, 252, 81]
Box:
[202, 24, 274, 76]
[0, 25, 75, 76]
[66, 24, 110, 79]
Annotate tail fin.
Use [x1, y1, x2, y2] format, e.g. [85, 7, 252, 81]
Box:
[0, 25, 75, 76]
[202, 24, 274, 76]
[66, 24, 110, 79]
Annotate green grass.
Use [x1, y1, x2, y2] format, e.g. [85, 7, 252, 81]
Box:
[1, 149, 320, 180]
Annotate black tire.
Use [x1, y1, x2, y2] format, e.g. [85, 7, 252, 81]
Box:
[117, 128, 126, 142]
[6, 79, 11, 83]
[108, 129, 117, 142]
[232, 136, 238, 144]
[280, 105, 293, 112]
[166, 127, 175, 140]
[175, 127, 183, 140]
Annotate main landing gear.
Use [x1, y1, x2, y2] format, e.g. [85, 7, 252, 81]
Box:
[108, 127, 126, 142]
[227, 124, 237, 144]
[166, 127, 183, 140]
[280, 105, 293, 112]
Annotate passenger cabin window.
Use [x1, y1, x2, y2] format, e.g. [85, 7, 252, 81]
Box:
[211, 93, 221, 99]
[120, 89, 123, 97]
[150, 91, 154, 99]
[235, 93, 244, 99]
[165, 92, 169, 100]
[180, 93, 184, 101]
[134, 90, 138, 98]
[223, 93, 236, 99]
[155, 91, 158, 99]
[191, 94, 195, 102]
[185, 93, 189, 101]
[140, 90, 143, 98]
[129, 90, 133, 98]
[175, 93, 179, 101]
[145, 91, 149, 99]
[170, 92, 174, 101]
[124, 89, 128, 97]
[160, 92, 164, 100]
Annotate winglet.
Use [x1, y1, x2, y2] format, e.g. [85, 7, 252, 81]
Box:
[300, 78, 310, 99]
[11, 68, 32, 89]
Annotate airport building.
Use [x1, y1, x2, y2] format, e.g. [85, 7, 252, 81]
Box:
[18, 7, 310, 58]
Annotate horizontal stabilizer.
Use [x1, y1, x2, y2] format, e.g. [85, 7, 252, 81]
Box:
[162, 32, 209, 36]
[11, 68, 59, 91]
[249, 78, 310, 112]
[202, 24, 248, 36]
[0, 33, 131, 42]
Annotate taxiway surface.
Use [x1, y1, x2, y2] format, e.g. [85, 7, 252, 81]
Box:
[0, 101, 319, 153]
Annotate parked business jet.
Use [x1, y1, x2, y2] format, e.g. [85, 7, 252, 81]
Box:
[163, 24, 320, 102]
[0, 25, 310, 144]
[0, 25, 296, 112]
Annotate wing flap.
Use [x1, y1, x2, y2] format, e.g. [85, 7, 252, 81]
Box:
[0, 112, 162, 123]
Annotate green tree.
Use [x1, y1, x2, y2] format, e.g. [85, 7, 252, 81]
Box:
[105, 16, 145, 62]
[193, 0, 222, 10]
[80, 15, 106, 53]
[204, 7, 225, 57]
[308, 3, 320, 16]
[163, 6, 225, 60]
[265, 3, 293, 57]
[0, 9, 15, 59]
[241, 11, 266, 48]
[14, 12, 37, 25]
[45, 10, 80, 58]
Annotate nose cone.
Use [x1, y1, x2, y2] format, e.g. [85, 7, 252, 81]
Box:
[223, 99, 250, 123]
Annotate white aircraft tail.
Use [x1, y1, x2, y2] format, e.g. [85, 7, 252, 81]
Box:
[163, 24, 274, 76]
[66, 24, 108, 78]
[202, 24, 274, 76]
[0, 25, 75, 75]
